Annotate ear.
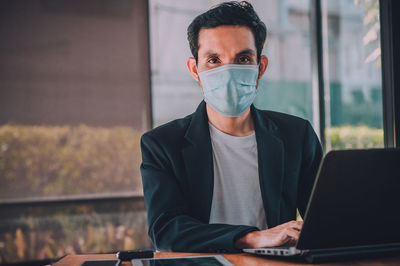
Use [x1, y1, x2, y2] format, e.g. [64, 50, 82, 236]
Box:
[258, 55, 268, 79]
[187, 57, 200, 82]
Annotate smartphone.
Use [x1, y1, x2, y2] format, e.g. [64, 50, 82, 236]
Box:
[132, 255, 233, 266]
[80, 259, 120, 266]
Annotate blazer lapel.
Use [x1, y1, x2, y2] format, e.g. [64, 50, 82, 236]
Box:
[182, 101, 214, 223]
[181, 103, 285, 227]
[251, 105, 285, 228]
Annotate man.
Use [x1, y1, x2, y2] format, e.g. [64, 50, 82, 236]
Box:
[140, 1, 323, 253]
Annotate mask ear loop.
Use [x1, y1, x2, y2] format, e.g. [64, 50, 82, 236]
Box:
[256, 64, 262, 89]
[195, 64, 206, 98]
[257, 63, 262, 80]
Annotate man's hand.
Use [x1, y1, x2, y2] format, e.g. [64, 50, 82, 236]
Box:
[235, 221, 302, 249]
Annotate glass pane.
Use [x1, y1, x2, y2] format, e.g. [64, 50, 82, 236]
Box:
[0, 200, 151, 263]
[0, 126, 143, 199]
[322, 0, 384, 150]
[0, 0, 149, 200]
[254, 0, 313, 123]
[149, 0, 203, 127]
[150, 0, 314, 127]
[0, 0, 151, 263]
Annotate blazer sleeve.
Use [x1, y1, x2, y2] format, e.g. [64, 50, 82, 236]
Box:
[297, 121, 324, 218]
[140, 133, 259, 253]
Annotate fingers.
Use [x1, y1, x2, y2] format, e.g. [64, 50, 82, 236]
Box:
[276, 223, 301, 246]
[280, 220, 302, 231]
[250, 221, 303, 248]
[268, 226, 301, 246]
[283, 227, 300, 240]
[283, 237, 298, 247]
[291, 221, 303, 231]
[276, 227, 300, 247]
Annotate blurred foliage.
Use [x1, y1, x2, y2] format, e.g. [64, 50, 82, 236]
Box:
[0, 200, 152, 263]
[0, 125, 149, 263]
[326, 125, 383, 150]
[0, 125, 142, 199]
[355, 0, 380, 66]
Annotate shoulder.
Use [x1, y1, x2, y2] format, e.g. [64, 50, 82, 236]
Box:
[255, 108, 310, 131]
[141, 113, 193, 145]
[254, 108, 322, 162]
[253, 107, 320, 148]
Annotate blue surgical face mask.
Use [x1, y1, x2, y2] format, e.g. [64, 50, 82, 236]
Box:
[198, 64, 259, 117]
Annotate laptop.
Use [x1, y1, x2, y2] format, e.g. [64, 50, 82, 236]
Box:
[244, 148, 400, 263]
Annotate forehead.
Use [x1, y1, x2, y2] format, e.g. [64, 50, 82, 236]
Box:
[197, 25, 256, 57]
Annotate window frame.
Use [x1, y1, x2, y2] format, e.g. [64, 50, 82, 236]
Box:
[380, 0, 400, 147]
[311, 0, 398, 149]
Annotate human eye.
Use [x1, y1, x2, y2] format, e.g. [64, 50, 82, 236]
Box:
[207, 56, 220, 64]
[237, 55, 251, 64]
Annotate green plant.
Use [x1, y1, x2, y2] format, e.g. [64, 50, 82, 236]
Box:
[0, 124, 143, 198]
[326, 125, 383, 150]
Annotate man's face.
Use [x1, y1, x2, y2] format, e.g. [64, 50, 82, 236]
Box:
[196, 25, 258, 72]
[187, 25, 267, 85]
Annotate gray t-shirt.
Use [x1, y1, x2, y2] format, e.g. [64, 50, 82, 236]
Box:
[208, 123, 267, 230]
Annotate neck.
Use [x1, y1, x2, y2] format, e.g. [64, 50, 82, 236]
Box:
[206, 104, 254, 137]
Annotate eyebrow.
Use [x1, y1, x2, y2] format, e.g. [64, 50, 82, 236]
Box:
[236, 49, 256, 57]
[203, 48, 256, 58]
[204, 52, 220, 58]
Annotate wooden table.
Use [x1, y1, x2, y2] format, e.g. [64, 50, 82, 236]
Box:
[54, 252, 400, 266]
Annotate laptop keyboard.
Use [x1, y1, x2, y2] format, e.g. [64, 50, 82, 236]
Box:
[254, 248, 291, 256]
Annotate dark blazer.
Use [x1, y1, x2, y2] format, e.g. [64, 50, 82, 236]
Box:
[140, 101, 323, 253]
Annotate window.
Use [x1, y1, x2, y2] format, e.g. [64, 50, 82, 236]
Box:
[253, 0, 314, 123]
[150, 0, 315, 127]
[0, 0, 151, 263]
[321, 0, 384, 151]
[149, 0, 203, 127]
[150, 0, 384, 151]
[1, 0, 394, 263]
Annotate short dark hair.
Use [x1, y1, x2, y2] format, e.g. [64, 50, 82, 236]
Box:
[187, 1, 267, 63]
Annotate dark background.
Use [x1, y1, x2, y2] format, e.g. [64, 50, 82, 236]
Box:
[0, 0, 151, 130]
